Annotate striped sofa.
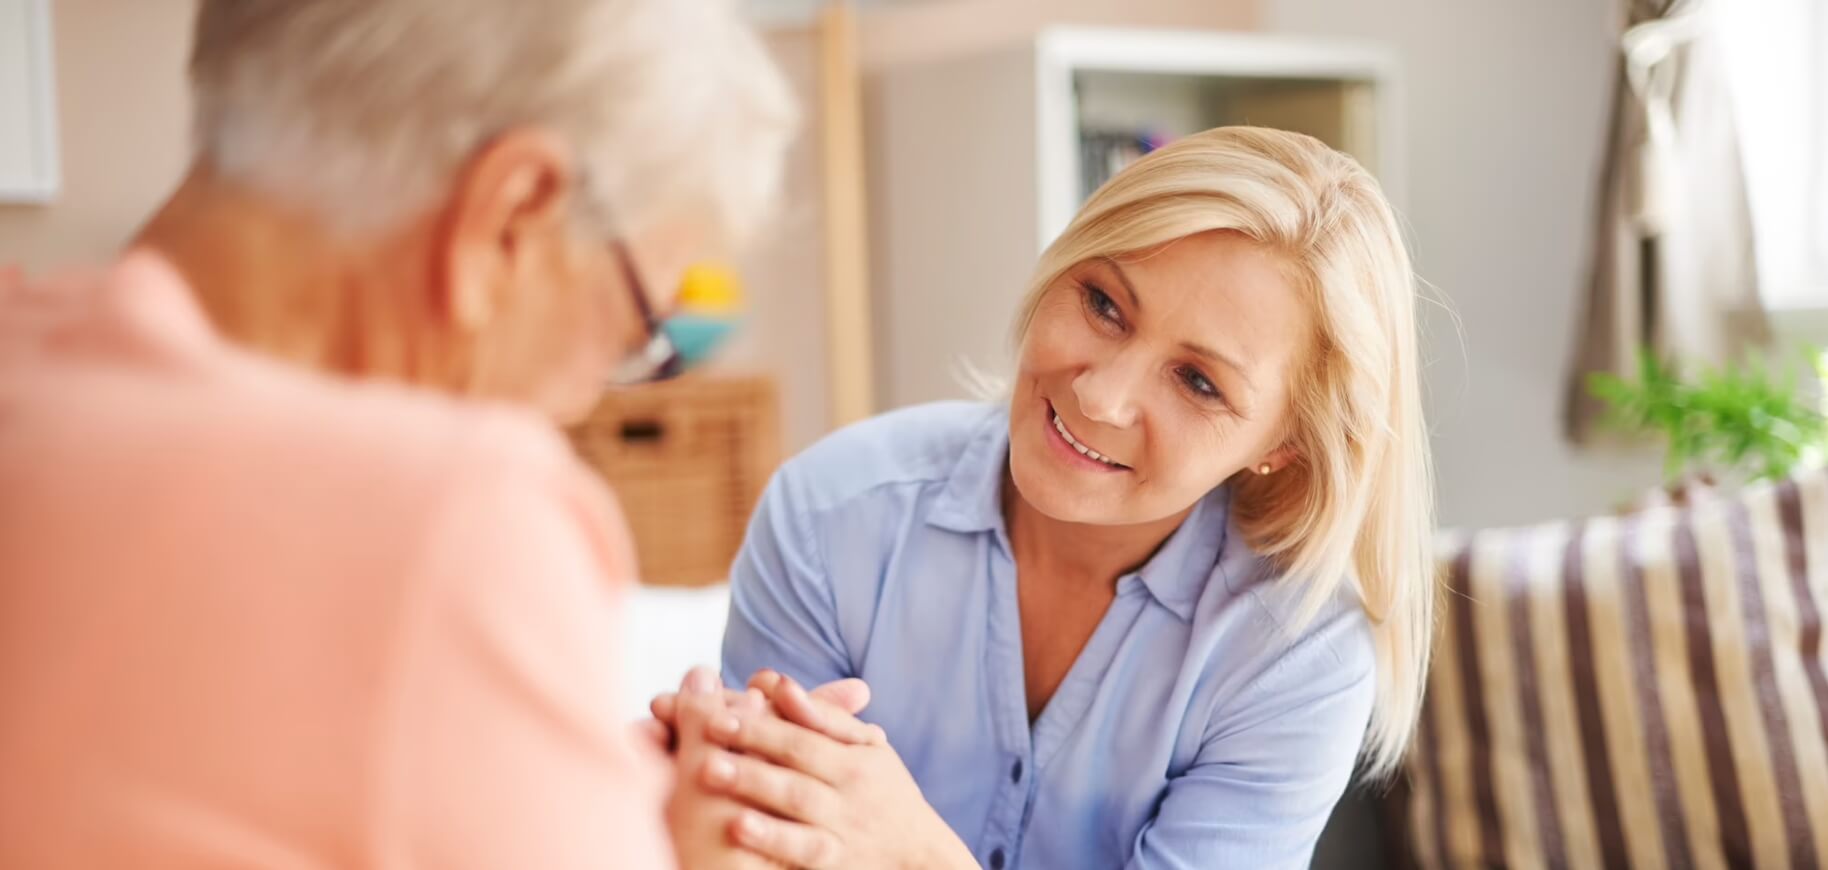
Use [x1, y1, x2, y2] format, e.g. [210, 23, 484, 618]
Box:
[1407, 468, 1828, 869]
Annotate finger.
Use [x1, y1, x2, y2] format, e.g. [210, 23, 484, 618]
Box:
[672, 686, 737, 752]
[729, 809, 844, 870]
[650, 693, 677, 725]
[681, 666, 721, 695]
[809, 677, 872, 715]
[654, 688, 754, 727]
[751, 670, 874, 714]
[744, 671, 878, 745]
[768, 675, 885, 746]
[703, 707, 846, 784]
[631, 718, 673, 754]
[700, 750, 838, 826]
[747, 669, 783, 694]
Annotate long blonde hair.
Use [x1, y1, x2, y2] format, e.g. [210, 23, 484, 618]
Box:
[1014, 127, 1435, 778]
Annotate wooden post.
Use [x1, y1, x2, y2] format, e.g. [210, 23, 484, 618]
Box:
[818, 0, 875, 426]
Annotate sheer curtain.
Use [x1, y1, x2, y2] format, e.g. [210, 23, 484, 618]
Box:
[1564, 0, 1770, 442]
[1718, 0, 1828, 311]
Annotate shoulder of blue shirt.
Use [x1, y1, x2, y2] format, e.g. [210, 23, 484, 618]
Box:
[768, 400, 997, 512]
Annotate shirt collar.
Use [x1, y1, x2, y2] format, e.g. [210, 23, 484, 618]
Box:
[1133, 485, 1231, 621]
[925, 405, 1011, 535]
[2, 252, 219, 369]
[925, 404, 1233, 621]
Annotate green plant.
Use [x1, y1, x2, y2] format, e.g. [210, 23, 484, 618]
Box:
[1588, 348, 1827, 483]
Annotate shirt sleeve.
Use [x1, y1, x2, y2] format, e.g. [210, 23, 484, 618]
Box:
[1124, 612, 1377, 870]
[720, 466, 854, 690]
[376, 429, 676, 870]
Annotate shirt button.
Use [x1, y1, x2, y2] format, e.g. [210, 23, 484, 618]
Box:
[989, 848, 1006, 870]
[1010, 759, 1023, 783]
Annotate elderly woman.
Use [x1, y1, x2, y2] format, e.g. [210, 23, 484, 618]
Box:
[666, 127, 1437, 870]
[0, 1, 799, 867]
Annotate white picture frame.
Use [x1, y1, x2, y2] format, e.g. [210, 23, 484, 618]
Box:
[0, 0, 60, 203]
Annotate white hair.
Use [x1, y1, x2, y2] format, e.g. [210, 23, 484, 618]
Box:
[188, 0, 796, 246]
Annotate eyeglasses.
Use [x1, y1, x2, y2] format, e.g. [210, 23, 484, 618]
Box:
[609, 240, 685, 386]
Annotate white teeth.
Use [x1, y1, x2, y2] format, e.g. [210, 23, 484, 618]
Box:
[1052, 412, 1122, 467]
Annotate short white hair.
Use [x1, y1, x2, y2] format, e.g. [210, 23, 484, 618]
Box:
[189, 0, 797, 246]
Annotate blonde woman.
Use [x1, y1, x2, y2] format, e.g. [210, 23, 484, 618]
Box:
[668, 127, 1435, 869]
[0, 1, 802, 867]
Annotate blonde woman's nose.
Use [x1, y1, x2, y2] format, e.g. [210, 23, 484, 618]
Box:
[1071, 360, 1142, 430]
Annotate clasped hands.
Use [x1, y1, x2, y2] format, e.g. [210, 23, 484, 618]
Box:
[646, 667, 976, 870]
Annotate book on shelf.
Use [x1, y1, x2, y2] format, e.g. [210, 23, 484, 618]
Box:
[1078, 129, 1174, 200]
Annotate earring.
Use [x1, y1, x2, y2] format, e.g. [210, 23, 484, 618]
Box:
[1257, 463, 1273, 476]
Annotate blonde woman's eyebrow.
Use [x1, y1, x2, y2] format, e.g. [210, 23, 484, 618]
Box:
[1180, 340, 1254, 390]
[1096, 256, 1144, 310]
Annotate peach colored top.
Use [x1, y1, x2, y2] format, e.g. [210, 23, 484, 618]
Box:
[0, 254, 676, 869]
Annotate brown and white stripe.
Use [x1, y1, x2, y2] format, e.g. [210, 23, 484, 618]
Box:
[1408, 468, 1828, 869]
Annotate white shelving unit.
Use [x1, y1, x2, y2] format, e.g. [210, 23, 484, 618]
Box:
[0, 0, 59, 203]
[865, 26, 1400, 409]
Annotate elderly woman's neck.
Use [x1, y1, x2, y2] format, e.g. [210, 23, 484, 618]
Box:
[136, 168, 431, 383]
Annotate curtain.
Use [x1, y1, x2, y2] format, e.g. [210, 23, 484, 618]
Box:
[1564, 0, 1770, 442]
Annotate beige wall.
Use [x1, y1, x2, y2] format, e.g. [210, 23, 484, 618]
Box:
[713, 26, 833, 454]
[0, 0, 195, 273]
[859, 0, 1258, 70]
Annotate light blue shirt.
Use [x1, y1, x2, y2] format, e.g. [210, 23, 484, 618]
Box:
[722, 402, 1375, 870]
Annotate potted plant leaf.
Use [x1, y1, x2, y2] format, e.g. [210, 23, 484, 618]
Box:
[1587, 347, 1827, 504]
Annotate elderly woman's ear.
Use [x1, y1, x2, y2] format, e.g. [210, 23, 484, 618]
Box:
[438, 129, 579, 334]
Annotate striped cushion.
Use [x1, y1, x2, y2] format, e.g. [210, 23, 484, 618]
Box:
[1407, 468, 1828, 869]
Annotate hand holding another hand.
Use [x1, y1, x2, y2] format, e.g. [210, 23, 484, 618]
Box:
[685, 672, 979, 870]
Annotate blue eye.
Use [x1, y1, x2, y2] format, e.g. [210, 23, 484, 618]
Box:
[1083, 285, 1121, 323]
[1180, 366, 1222, 400]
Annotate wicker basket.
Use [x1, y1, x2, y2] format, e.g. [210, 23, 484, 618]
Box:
[568, 376, 781, 588]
